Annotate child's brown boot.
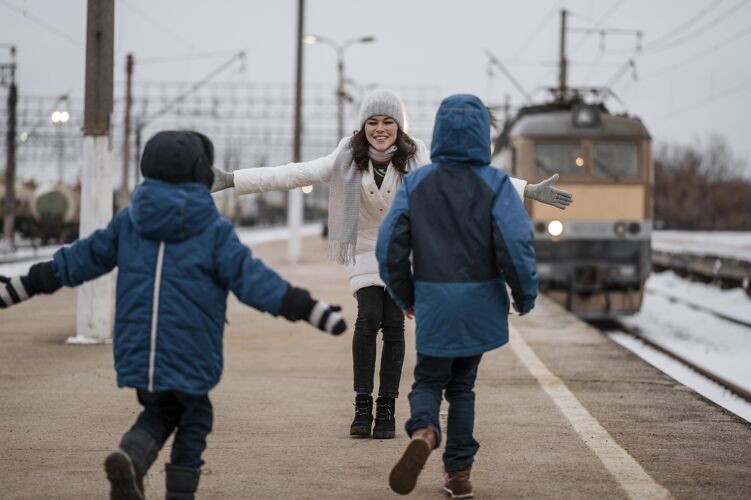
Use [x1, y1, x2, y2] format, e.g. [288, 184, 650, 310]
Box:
[443, 466, 473, 499]
[389, 426, 436, 495]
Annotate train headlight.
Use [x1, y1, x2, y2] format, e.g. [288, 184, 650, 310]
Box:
[613, 221, 627, 237]
[547, 220, 564, 237]
[628, 222, 640, 234]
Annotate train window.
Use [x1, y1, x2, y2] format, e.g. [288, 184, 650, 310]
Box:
[534, 142, 584, 175]
[592, 143, 640, 178]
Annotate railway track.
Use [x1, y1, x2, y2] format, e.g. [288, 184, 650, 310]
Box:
[645, 288, 751, 330]
[605, 321, 751, 404]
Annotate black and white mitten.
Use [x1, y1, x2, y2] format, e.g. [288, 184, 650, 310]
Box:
[280, 286, 347, 335]
[0, 275, 32, 308]
[0, 261, 62, 309]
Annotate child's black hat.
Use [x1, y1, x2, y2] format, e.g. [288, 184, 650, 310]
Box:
[140, 130, 214, 188]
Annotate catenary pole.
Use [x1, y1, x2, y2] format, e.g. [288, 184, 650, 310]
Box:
[558, 9, 568, 101]
[72, 0, 114, 343]
[288, 0, 304, 263]
[2, 46, 17, 246]
[119, 53, 133, 209]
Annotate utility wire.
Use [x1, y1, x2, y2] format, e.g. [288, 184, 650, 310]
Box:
[137, 50, 245, 65]
[654, 78, 751, 123]
[644, 0, 749, 53]
[639, 24, 751, 80]
[643, 0, 725, 50]
[511, 6, 557, 60]
[119, 0, 196, 52]
[0, 0, 83, 48]
[538, 0, 625, 87]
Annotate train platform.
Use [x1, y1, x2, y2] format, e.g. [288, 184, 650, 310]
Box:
[1, 235, 749, 499]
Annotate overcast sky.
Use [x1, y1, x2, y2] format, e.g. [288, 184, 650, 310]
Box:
[2, 0, 751, 167]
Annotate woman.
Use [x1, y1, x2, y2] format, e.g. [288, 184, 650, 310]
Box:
[211, 89, 571, 439]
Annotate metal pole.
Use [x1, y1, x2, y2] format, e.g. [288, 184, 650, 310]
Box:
[3, 47, 17, 246]
[57, 124, 64, 182]
[558, 9, 568, 101]
[288, 0, 304, 264]
[119, 53, 133, 209]
[134, 122, 142, 187]
[336, 51, 344, 140]
[73, 0, 114, 343]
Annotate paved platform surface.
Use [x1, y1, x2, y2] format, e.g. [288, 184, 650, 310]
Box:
[1, 236, 749, 499]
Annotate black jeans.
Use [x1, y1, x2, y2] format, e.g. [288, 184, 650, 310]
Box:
[131, 389, 213, 469]
[405, 353, 483, 473]
[352, 286, 405, 398]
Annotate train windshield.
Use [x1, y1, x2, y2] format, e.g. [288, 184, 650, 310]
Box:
[534, 142, 585, 175]
[592, 143, 640, 178]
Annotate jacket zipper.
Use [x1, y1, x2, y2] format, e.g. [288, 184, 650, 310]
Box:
[148, 241, 166, 392]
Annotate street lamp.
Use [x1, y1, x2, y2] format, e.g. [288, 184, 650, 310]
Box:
[304, 34, 375, 140]
[304, 34, 374, 195]
[51, 106, 70, 183]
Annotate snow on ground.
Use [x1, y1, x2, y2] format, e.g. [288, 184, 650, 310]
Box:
[652, 230, 751, 261]
[0, 223, 324, 277]
[608, 332, 751, 423]
[619, 271, 751, 420]
[646, 270, 751, 325]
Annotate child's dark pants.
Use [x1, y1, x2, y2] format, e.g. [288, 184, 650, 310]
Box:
[405, 353, 483, 473]
[130, 389, 213, 469]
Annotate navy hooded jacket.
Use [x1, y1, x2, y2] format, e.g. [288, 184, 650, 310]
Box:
[52, 178, 290, 394]
[376, 94, 538, 358]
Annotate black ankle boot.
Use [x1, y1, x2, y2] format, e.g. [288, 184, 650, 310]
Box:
[373, 397, 396, 439]
[349, 394, 373, 437]
[105, 429, 159, 500]
[165, 463, 201, 500]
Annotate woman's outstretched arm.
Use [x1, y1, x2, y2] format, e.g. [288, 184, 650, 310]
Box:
[212, 137, 349, 195]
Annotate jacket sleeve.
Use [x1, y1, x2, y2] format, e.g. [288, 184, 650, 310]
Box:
[375, 182, 414, 309]
[233, 137, 348, 195]
[213, 222, 290, 315]
[52, 213, 121, 286]
[413, 138, 431, 169]
[509, 177, 527, 200]
[491, 176, 539, 314]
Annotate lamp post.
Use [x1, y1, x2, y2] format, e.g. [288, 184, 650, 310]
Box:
[304, 34, 375, 140]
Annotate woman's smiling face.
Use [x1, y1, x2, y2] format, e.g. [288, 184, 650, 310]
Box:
[364, 115, 398, 152]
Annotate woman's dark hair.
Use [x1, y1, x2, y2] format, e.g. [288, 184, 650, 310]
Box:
[350, 127, 417, 175]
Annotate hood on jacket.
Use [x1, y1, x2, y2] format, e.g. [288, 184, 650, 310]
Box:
[129, 178, 219, 241]
[140, 130, 215, 187]
[430, 94, 491, 166]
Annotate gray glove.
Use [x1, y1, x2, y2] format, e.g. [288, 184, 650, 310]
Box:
[524, 174, 573, 209]
[210, 166, 234, 193]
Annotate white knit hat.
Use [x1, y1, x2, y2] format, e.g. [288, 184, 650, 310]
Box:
[358, 89, 406, 130]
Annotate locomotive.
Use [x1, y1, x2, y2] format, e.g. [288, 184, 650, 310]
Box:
[492, 96, 652, 319]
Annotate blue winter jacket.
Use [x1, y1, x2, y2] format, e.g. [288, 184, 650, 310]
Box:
[52, 178, 290, 394]
[376, 94, 538, 358]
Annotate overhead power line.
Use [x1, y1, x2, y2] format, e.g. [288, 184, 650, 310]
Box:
[639, 24, 751, 81]
[0, 0, 83, 48]
[643, 0, 749, 53]
[655, 77, 751, 123]
[119, 0, 197, 52]
[644, 0, 725, 50]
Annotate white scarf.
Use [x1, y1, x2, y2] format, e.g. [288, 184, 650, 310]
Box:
[327, 143, 397, 264]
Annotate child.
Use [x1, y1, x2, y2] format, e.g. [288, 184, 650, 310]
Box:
[0, 130, 346, 500]
[376, 95, 539, 498]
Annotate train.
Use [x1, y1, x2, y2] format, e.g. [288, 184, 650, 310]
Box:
[0, 178, 81, 244]
[492, 96, 653, 319]
[1, 176, 329, 244]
